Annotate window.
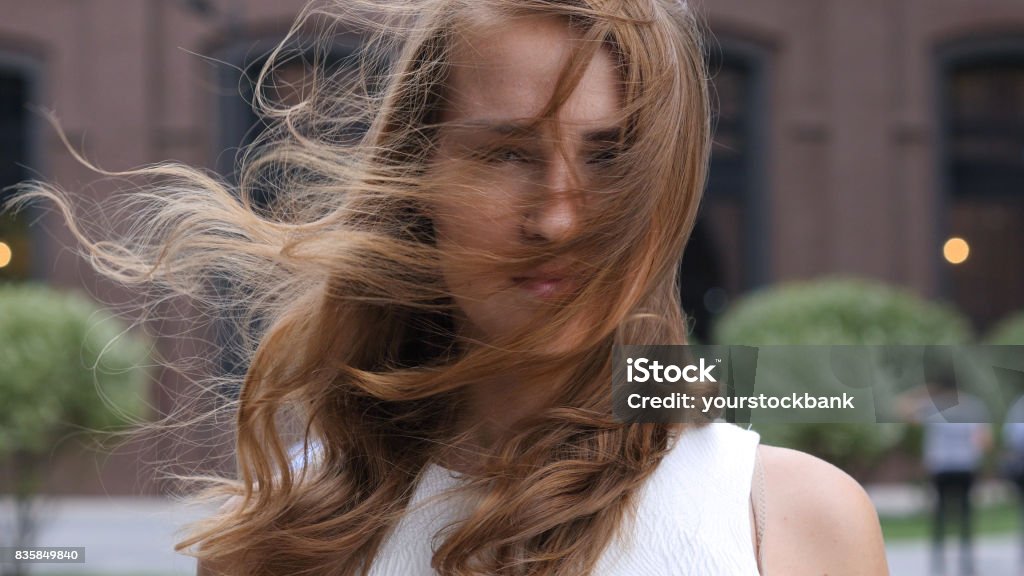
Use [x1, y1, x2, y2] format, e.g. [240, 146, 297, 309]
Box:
[217, 42, 365, 199]
[0, 62, 36, 282]
[940, 42, 1024, 330]
[679, 46, 768, 342]
[214, 39, 365, 380]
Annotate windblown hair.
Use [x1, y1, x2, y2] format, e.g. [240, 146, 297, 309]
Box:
[7, 0, 713, 574]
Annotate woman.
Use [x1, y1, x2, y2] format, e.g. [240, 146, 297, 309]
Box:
[11, 0, 887, 574]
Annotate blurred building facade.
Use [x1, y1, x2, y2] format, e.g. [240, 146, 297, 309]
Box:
[0, 0, 1021, 494]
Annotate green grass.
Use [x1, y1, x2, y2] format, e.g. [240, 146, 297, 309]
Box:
[881, 502, 1020, 541]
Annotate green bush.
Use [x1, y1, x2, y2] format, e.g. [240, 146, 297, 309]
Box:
[714, 277, 971, 345]
[0, 283, 152, 456]
[712, 276, 973, 475]
[986, 310, 1024, 344]
[0, 283, 152, 561]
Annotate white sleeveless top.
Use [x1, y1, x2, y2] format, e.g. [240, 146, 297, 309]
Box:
[355, 423, 764, 575]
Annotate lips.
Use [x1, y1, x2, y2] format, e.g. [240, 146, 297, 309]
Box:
[512, 274, 578, 300]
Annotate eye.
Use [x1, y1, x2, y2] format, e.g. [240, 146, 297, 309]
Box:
[586, 143, 622, 166]
[484, 146, 532, 164]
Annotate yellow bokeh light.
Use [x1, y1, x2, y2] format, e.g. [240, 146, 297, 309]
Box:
[0, 241, 10, 268]
[943, 237, 969, 265]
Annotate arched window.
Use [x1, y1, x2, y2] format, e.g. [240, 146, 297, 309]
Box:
[0, 55, 39, 282]
[939, 38, 1024, 330]
[679, 42, 769, 342]
[214, 37, 366, 381]
[216, 38, 365, 193]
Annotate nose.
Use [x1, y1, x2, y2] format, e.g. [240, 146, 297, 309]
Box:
[522, 152, 581, 244]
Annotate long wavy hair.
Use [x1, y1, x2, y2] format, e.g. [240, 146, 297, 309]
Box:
[7, 0, 712, 574]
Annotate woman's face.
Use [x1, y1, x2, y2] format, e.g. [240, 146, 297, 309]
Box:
[429, 15, 623, 347]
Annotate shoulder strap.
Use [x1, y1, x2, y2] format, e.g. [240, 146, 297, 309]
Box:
[750, 447, 767, 575]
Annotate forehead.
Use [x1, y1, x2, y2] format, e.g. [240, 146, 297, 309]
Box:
[440, 14, 622, 128]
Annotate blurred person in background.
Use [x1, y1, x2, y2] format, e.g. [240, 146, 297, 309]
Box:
[1001, 393, 1024, 576]
[898, 354, 992, 576]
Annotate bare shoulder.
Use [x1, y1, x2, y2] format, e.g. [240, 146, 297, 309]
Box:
[757, 444, 889, 576]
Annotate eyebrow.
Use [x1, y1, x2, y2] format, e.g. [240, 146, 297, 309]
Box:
[582, 127, 624, 143]
[440, 120, 623, 143]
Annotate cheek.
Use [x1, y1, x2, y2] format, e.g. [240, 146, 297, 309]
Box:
[432, 195, 528, 338]
[427, 165, 545, 339]
[432, 196, 516, 295]
[432, 181, 523, 253]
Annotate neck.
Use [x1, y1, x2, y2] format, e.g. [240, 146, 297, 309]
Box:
[466, 374, 557, 442]
[438, 365, 574, 474]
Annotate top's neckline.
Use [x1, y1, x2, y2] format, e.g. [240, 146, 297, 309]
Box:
[419, 461, 468, 490]
[414, 424, 729, 496]
[420, 425, 696, 485]
[408, 462, 473, 509]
